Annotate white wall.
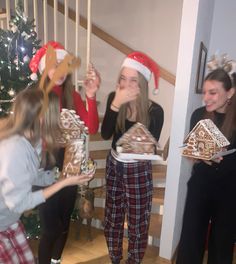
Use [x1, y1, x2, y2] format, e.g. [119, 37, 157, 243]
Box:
[83, 0, 183, 148]
[208, 0, 236, 60]
[63, 0, 183, 148]
[159, 0, 215, 259]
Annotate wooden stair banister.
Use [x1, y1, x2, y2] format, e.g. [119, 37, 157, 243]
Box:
[46, 0, 176, 86]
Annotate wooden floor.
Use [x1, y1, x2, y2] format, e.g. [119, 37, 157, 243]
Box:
[29, 222, 236, 264]
[29, 221, 159, 264]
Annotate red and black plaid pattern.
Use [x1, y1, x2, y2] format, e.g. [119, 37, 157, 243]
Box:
[0, 221, 35, 264]
[104, 152, 153, 264]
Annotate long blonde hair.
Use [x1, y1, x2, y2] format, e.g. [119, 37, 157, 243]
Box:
[41, 91, 61, 168]
[41, 74, 75, 110]
[0, 86, 62, 168]
[116, 72, 150, 132]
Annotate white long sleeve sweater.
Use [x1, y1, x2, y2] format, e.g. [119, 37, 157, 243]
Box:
[0, 135, 54, 231]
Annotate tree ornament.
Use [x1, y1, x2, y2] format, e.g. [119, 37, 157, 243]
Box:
[10, 24, 18, 33]
[14, 58, 19, 66]
[31, 31, 37, 38]
[23, 55, 30, 63]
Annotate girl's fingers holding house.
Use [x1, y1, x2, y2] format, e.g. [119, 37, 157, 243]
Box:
[211, 156, 223, 163]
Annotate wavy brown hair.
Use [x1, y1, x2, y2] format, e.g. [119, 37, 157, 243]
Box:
[203, 69, 236, 142]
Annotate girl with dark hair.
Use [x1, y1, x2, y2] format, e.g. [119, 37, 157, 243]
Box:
[176, 68, 236, 264]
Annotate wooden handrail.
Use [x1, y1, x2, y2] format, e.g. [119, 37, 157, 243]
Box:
[49, 1, 176, 85]
[0, 8, 6, 15]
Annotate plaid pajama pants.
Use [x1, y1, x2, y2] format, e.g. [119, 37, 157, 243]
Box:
[0, 221, 35, 264]
[104, 152, 153, 264]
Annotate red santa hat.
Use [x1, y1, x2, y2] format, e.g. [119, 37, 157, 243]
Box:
[29, 41, 68, 80]
[121, 51, 160, 93]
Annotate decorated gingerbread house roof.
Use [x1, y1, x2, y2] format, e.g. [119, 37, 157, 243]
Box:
[182, 119, 230, 160]
[57, 109, 96, 178]
[116, 122, 158, 155]
[58, 108, 88, 146]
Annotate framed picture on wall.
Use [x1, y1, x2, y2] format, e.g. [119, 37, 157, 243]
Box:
[195, 42, 207, 94]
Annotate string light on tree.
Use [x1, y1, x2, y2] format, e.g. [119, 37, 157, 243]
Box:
[8, 89, 16, 97]
[0, 0, 41, 117]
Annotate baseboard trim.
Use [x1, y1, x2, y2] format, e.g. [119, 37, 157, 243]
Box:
[157, 244, 178, 264]
[157, 256, 173, 264]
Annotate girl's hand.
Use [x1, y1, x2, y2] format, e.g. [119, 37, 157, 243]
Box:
[43, 173, 94, 200]
[112, 83, 140, 108]
[203, 156, 223, 166]
[64, 173, 94, 186]
[84, 63, 101, 98]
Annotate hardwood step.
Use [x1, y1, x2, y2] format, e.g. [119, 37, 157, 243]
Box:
[90, 132, 104, 142]
[90, 149, 109, 160]
[152, 187, 165, 205]
[93, 207, 162, 239]
[152, 164, 167, 173]
[93, 168, 106, 178]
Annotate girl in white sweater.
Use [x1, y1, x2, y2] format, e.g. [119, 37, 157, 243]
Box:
[0, 88, 93, 264]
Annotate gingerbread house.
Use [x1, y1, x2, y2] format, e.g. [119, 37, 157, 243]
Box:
[182, 119, 230, 160]
[58, 109, 95, 178]
[116, 122, 162, 160]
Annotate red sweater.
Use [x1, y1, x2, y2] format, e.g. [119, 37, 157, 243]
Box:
[52, 86, 99, 134]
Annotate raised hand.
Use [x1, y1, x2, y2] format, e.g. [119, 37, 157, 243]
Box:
[64, 173, 94, 186]
[112, 83, 140, 109]
[84, 63, 101, 99]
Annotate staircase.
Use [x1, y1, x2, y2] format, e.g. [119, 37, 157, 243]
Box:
[0, 8, 7, 29]
[88, 117, 168, 247]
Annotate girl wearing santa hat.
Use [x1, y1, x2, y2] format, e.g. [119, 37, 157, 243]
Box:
[101, 51, 164, 264]
[29, 41, 100, 264]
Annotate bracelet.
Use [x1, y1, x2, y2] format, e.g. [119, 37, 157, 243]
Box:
[111, 103, 120, 111]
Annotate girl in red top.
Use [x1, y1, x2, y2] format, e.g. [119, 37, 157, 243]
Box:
[29, 41, 100, 264]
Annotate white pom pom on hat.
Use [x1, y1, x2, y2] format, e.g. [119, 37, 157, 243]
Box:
[121, 51, 160, 93]
[30, 72, 38, 81]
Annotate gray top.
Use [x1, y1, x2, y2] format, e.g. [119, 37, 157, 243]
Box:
[0, 135, 55, 231]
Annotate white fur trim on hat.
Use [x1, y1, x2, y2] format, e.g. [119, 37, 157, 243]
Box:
[38, 49, 68, 73]
[121, 57, 151, 81]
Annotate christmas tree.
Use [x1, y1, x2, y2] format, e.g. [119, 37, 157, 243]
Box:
[0, 1, 41, 117]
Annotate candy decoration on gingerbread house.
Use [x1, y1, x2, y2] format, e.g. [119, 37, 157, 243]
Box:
[182, 119, 230, 160]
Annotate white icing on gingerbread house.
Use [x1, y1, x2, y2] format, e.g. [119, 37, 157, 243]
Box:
[57, 109, 96, 178]
[116, 122, 158, 155]
[59, 108, 88, 146]
[182, 119, 230, 160]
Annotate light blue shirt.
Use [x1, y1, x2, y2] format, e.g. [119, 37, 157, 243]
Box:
[0, 135, 54, 231]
